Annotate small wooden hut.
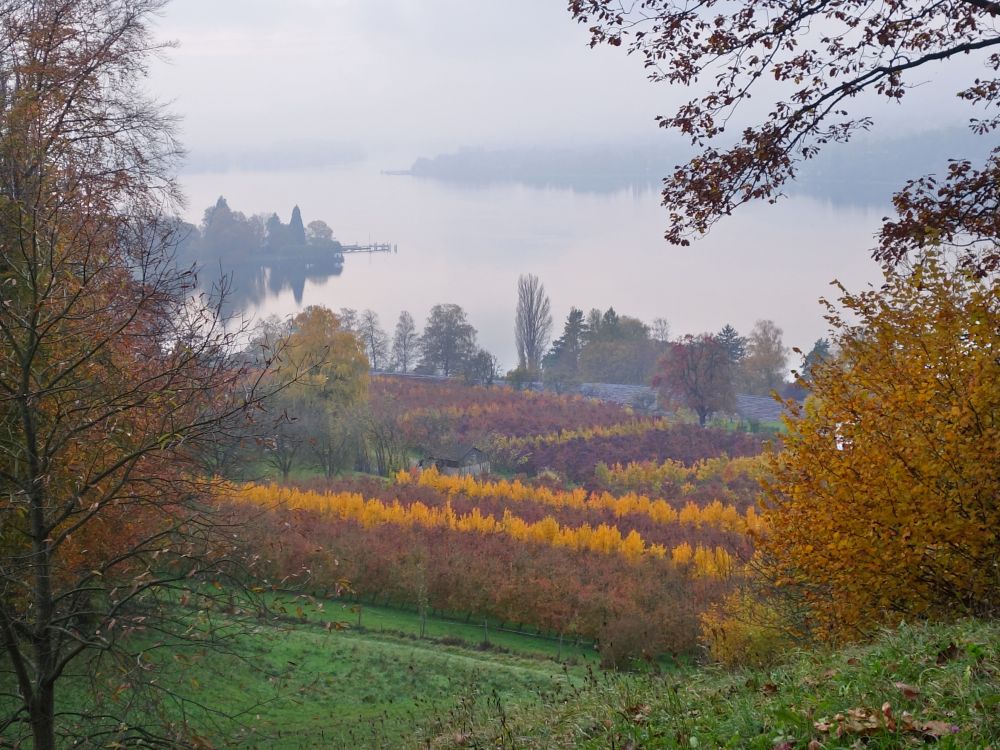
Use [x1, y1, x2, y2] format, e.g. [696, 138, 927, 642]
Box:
[418, 445, 490, 476]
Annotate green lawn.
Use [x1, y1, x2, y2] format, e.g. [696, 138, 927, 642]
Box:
[184, 621, 582, 749]
[2, 599, 588, 749]
[270, 595, 600, 666]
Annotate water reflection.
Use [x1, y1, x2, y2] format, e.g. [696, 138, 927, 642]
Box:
[213, 254, 344, 311]
[178, 156, 887, 367]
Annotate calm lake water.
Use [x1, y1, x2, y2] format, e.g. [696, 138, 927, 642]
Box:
[180, 158, 886, 370]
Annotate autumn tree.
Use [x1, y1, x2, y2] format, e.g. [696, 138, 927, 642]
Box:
[359, 308, 389, 371]
[569, 0, 1000, 275]
[338, 306, 359, 332]
[0, 2, 284, 745]
[738, 320, 789, 396]
[418, 303, 478, 377]
[514, 273, 553, 374]
[759, 250, 999, 640]
[391, 310, 420, 373]
[265, 306, 370, 478]
[653, 335, 735, 425]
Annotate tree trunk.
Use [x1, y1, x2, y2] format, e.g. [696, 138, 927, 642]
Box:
[29, 679, 56, 750]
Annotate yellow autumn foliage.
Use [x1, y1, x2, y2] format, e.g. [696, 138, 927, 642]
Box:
[395, 466, 758, 534]
[758, 251, 1000, 640]
[700, 590, 799, 667]
[494, 418, 668, 450]
[235, 483, 733, 576]
[594, 455, 768, 494]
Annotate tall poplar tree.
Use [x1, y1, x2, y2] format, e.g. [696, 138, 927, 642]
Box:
[289, 204, 306, 246]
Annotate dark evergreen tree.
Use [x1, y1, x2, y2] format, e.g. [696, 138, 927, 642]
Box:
[801, 338, 832, 382]
[289, 205, 306, 246]
[600, 307, 620, 335]
[544, 308, 587, 368]
[542, 308, 589, 390]
[717, 324, 748, 365]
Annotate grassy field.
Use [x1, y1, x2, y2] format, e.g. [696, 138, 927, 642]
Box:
[2, 599, 593, 749]
[274, 595, 601, 666]
[8, 594, 994, 750]
[426, 618, 1000, 749]
[178, 619, 583, 749]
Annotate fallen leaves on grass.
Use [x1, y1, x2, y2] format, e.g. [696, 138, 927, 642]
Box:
[621, 703, 651, 725]
[893, 682, 921, 700]
[813, 704, 960, 740]
[813, 707, 880, 737]
[919, 720, 961, 738]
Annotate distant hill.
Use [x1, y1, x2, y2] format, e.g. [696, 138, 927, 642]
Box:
[401, 128, 992, 206]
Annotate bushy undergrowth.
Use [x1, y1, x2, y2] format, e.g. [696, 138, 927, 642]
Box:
[429, 619, 1000, 749]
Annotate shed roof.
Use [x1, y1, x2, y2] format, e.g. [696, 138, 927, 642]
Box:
[425, 444, 487, 464]
[734, 394, 788, 423]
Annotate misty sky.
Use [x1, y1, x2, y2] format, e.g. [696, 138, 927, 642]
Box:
[150, 0, 979, 162]
[151, 1, 660, 157]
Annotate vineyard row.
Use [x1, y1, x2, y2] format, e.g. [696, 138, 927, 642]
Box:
[396, 467, 764, 534]
[235, 483, 736, 578]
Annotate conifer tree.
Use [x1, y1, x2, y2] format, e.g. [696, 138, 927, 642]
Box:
[289, 205, 306, 246]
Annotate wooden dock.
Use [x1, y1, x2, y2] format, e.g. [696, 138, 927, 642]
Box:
[339, 242, 396, 254]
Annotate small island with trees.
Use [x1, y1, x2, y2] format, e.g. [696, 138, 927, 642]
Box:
[172, 197, 394, 308]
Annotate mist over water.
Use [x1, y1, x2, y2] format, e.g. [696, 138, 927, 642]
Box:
[180, 156, 885, 370]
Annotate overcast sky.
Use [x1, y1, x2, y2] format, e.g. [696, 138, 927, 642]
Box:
[149, 0, 980, 164]
[151, 1, 662, 158]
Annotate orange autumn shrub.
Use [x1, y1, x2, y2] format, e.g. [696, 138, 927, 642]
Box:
[758, 251, 1000, 641]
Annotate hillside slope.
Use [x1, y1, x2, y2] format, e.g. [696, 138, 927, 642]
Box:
[430, 620, 999, 749]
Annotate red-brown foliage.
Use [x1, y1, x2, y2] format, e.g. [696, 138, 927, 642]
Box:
[522, 424, 766, 483]
[372, 376, 637, 442]
[233, 503, 725, 664]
